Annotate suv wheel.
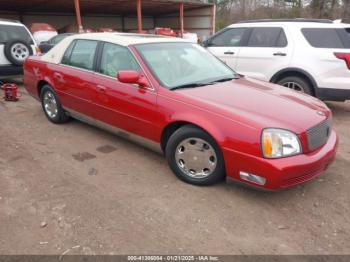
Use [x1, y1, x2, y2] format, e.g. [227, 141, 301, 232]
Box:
[4, 39, 33, 66]
[165, 125, 225, 186]
[41, 85, 69, 124]
[277, 76, 313, 95]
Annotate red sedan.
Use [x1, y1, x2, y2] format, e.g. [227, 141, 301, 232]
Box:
[23, 33, 338, 190]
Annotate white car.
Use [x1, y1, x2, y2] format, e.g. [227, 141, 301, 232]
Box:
[0, 19, 38, 79]
[204, 19, 350, 101]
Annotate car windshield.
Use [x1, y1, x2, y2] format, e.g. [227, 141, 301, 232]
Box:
[135, 42, 238, 89]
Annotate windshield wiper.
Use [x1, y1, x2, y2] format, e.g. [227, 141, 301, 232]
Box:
[169, 82, 210, 91]
[169, 76, 239, 91]
[210, 76, 238, 83]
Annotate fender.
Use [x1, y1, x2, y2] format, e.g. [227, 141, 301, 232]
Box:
[270, 67, 319, 91]
[165, 113, 228, 146]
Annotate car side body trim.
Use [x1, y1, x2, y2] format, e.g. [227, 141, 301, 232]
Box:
[316, 87, 350, 101]
[63, 106, 163, 154]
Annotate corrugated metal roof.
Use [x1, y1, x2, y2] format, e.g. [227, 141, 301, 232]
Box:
[0, 0, 213, 16]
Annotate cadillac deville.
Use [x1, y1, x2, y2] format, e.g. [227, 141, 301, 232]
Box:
[23, 33, 338, 190]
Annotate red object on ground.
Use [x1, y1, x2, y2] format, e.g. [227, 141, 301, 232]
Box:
[154, 27, 177, 37]
[98, 28, 115, 32]
[1, 83, 19, 101]
[84, 28, 94, 33]
[30, 23, 56, 33]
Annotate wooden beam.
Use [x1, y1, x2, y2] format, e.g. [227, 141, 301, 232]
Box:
[73, 0, 83, 33]
[137, 0, 142, 33]
[121, 15, 125, 32]
[179, 2, 184, 37]
[210, 4, 216, 35]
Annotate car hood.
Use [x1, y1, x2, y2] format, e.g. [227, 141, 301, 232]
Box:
[176, 77, 330, 134]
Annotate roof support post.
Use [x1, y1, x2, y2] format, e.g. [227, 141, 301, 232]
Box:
[73, 0, 84, 33]
[179, 3, 184, 37]
[137, 0, 142, 33]
[210, 4, 216, 35]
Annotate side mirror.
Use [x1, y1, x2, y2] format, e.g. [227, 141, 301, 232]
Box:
[202, 39, 210, 47]
[117, 70, 149, 88]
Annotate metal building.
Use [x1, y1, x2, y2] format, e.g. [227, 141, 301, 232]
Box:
[0, 0, 216, 38]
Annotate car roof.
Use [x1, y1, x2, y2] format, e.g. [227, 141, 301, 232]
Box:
[0, 18, 24, 26]
[229, 19, 349, 29]
[41, 32, 191, 64]
[63, 32, 190, 46]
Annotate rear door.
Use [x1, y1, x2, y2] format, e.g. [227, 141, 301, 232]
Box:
[53, 39, 98, 115]
[206, 27, 247, 70]
[235, 26, 293, 81]
[91, 42, 158, 140]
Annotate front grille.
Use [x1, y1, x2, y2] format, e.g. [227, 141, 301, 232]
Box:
[307, 117, 332, 151]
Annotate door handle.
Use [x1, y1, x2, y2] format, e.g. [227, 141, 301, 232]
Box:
[273, 52, 287, 56]
[224, 51, 235, 55]
[97, 85, 107, 92]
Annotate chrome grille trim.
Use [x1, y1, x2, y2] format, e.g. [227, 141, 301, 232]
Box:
[307, 117, 332, 151]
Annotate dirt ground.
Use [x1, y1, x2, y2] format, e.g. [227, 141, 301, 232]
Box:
[0, 81, 349, 255]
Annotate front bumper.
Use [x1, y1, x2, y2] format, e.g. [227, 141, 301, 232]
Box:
[223, 130, 338, 191]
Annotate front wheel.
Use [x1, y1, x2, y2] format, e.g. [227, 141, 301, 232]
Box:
[165, 125, 225, 186]
[277, 76, 313, 95]
[41, 85, 69, 124]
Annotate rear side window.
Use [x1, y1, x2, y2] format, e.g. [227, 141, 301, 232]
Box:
[247, 27, 287, 47]
[209, 28, 246, 47]
[0, 25, 33, 44]
[302, 28, 350, 48]
[62, 39, 98, 70]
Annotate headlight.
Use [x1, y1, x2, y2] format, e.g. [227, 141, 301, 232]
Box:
[262, 129, 301, 158]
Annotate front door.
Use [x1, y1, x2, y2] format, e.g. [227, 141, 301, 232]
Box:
[91, 42, 158, 141]
[206, 27, 247, 70]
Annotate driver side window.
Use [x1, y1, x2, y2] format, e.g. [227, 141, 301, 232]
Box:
[210, 28, 246, 47]
[99, 43, 140, 78]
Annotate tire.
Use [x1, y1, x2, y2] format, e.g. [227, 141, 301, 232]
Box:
[4, 39, 33, 66]
[165, 125, 225, 186]
[277, 76, 313, 95]
[40, 85, 69, 124]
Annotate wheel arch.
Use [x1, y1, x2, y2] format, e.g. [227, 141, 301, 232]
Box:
[37, 79, 53, 98]
[160, 119, 225, 153]
[270, 68, 318, 96]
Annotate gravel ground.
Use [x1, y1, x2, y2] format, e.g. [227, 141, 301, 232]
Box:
[0, 81, 349, 255]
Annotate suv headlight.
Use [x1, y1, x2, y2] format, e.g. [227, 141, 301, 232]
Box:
[262, 129, 301, 158]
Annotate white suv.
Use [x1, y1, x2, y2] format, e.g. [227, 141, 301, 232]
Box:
[0, 19, 37, 79]
[204, 19, 350, 101]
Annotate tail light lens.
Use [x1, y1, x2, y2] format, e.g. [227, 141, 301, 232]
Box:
[334, 52, 350, 69]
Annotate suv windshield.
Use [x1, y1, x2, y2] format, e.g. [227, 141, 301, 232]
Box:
[135, 42, 238, 89]
[0, 24, 33, 44]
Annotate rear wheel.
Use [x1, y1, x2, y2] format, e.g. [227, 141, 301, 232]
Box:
[277, 76, 313, 95]
[165, 125, 225, 186]
[40, 85, 69, 124]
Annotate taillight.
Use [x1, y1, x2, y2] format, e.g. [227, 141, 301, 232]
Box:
[334, 52, 350, 70]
